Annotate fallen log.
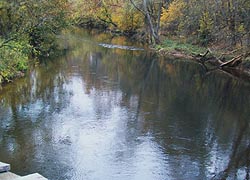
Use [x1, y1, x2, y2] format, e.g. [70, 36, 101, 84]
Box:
[220, 54, 243, 68]
[220, 52, 250, 68]
[192, 49, 250, 81]
[196, 49, 250, 68]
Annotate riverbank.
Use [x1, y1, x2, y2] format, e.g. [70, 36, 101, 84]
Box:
[1, 27, 250, 87]
[0, 39, 31, 85]
[0, 42, 60, 87]
[0, 0, 70, 87]
[154, 38, 250, 81]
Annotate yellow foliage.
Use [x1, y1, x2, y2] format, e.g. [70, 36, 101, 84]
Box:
[161, 0, 186, 24]
[199, 12, 213, 33]
[112, 5, 143, 31]
[71, 0, 143, 32]
[237, 24, 245, 33]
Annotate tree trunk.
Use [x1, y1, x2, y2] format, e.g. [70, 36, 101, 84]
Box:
[143, 0, 159, 44]
[130, 0, 163, 44]
[156, 1, 163, 35]
[227, 0, 237, 47]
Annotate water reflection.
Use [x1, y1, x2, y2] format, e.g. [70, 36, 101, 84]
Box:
[0, 29, 250, 180]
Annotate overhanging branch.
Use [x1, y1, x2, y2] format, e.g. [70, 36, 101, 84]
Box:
[129, 0, 146, 15]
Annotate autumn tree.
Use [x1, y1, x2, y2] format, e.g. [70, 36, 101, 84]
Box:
[70, 0, 250, 48]
[0, 0, 70, 83]
[160, 0, 250, 49]
[130, 0, 165, 44]
[160, 0, 185, 36]
[112, 3, 143, 33]
[72, 0, 144, 34]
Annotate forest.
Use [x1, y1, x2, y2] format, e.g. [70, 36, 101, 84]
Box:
[72, 0, 250, 47]
[0, 0, 250, 83]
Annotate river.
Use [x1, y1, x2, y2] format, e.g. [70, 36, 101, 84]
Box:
[0, 28, 250, 180]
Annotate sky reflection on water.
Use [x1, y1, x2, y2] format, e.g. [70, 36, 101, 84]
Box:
[0, 29, 250, 180]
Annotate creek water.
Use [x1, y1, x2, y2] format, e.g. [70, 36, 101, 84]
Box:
[0, 29, 250, 180]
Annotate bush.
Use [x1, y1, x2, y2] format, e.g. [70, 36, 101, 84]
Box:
[0, 38, 32, 82]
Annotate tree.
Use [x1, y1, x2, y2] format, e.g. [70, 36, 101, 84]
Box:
[71, 0, 250, 48]
[0, 0, 70, 83]
[0, 0, 70, 55]
[130, 0, 164, 44]
[159, 0, 250, 49]
[160, 0, 185, 36]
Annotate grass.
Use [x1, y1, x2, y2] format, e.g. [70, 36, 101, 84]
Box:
[156, 39, 207, 55]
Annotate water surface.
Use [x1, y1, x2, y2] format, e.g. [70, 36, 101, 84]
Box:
[0, 29, 250, 180]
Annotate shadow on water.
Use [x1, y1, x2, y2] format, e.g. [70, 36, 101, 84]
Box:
[0, 28, 250, 180]
[212, 119, 250, 180]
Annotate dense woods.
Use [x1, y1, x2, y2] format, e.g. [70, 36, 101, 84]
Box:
[72, 0, 250, 49]
[1, 0, 250, 83]
[0, 0, 69, 83]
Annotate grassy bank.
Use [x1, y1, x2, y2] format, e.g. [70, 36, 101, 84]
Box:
[155, 39, 207, 57]
[155, 37, 250, 82]
[156, 38, 250, 63]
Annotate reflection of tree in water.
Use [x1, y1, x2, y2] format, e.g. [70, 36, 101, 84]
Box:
[59, 34, 250, 178]
[0, 56, 72, 175]
[78, 47, 250, 179]
[49, 30, 250, 178]
[212, 119, 250, 180]
[1, 29, 249, 179]
[152, 59, 250, 179]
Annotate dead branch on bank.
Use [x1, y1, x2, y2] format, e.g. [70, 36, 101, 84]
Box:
[194, 49, 250, 81]
[195, 48, 250, 68]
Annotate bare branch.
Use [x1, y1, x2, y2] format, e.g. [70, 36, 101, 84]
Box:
[129, 0, 146, 15]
